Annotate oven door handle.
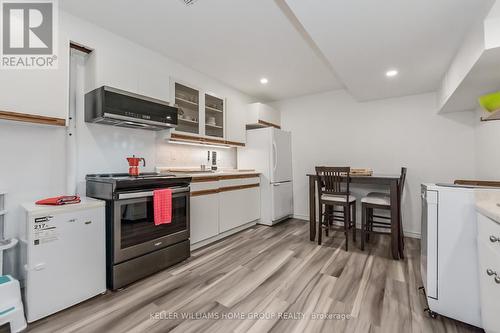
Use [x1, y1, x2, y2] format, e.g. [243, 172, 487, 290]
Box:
[117, 186, 190, 200]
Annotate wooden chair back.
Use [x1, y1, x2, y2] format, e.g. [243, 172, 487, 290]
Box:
[315, 166, 351, 200]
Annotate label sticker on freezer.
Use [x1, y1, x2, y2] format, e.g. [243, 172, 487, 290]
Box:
[33, 216, 58, 245]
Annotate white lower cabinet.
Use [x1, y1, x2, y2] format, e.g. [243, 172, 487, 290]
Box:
[189, 176, 260, 247]
[477, 213, 500, 333]
[190, 193, 219, 244]
[219, 187, 260, 233]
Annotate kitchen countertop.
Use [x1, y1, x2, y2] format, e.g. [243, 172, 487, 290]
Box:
[156, 167, 260, 181]
[475, 190, 500, 223]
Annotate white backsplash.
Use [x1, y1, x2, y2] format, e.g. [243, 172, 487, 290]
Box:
[156, 140, 237, 170]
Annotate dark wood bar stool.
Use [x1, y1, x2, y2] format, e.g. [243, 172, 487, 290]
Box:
[316, 167, 357, 250]
[360, 167, 407, 256]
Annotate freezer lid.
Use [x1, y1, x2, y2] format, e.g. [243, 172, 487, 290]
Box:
[270, 129, 293, 183]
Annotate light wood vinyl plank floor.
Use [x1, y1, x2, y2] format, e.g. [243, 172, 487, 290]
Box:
[24, 219, 482, 333]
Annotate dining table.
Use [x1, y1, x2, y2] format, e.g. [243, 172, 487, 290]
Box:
[307, 173, 402, 259]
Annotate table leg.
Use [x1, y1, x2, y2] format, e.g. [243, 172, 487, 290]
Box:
[390, 180, 399, 260]
[309, 176, 316, 242]
[398, 190, 405, 259]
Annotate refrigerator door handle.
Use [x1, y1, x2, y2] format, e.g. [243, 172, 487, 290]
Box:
[272, 142, 278, 172]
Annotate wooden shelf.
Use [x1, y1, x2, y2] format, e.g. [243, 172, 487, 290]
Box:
[481, 109, 500, 122]
[205, 106, 223, 113]
[170, 133, 244, 147]
[179, 118, 199, 125]
[0, 110, 66, 127]
[176, 97, 199, 107]
[206, 123, 223, 129]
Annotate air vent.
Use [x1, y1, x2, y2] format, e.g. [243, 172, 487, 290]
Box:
[181, 0, 199, 5]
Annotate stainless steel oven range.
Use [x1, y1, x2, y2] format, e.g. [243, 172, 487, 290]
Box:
[86, 173, 191, 289]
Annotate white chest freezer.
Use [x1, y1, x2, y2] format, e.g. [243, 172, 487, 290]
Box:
[20, 198, 106, 322]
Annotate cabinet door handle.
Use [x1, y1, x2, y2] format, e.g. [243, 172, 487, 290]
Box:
[487, 268, 497, 276]
[495, 276, 500, 284]
[490, 235, 499, 243]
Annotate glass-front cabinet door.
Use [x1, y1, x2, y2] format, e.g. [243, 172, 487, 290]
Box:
[175, 83, 200, 135]
[172, 79, 226, 139]
[205, 94, 224, 138]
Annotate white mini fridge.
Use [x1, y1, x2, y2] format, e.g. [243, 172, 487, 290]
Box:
[420, 184, 497, 328]
[238, 127, 293, 225]
[20, 198, 106, 322]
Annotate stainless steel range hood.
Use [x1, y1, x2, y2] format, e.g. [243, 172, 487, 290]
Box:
[85, 86, 178, 131]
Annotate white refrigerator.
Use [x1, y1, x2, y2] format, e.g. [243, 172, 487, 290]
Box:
[238, 127, 293, 225]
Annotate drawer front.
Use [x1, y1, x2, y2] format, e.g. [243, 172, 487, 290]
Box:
[190, 181, 219, 192]
[219, 177, 260, 188]
[478, 213, 500, 253]
[477, 239, 500, 332]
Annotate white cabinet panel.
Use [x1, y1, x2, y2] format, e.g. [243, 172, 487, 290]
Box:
[226, 99, 246, 143]
[190, 193, 219, 244]
[477, 233, 500, 333]
[478, 213, 500, 250]
[219, 187, 260, 233]
[477, 213, 500, 333]
[247, 103, 281, 127]
[85, 49, 138, 93]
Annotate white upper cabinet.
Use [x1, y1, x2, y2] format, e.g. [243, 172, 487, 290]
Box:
[225, 99, 246, 144]
[438, 5, 500, 113]
[137, 66, 170, 102]
[170, 79, 244, 142]
[85, 49, 170, 103]
[85, 49, 138, 94]
[247, 103, 281, 128]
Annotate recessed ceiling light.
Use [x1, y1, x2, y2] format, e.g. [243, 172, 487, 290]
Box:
[260, 78, 269, 85]
[386, 69, 399, 78]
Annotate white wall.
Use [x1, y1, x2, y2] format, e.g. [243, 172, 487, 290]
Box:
[0, 121, 67, 274]
[475, 110, 500, 179]
[273, 90, 477, 236]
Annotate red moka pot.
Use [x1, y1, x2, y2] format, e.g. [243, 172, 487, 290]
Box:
[126, 155, 146, 177]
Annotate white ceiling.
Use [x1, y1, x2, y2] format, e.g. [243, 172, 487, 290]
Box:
[61, 0, 494, 102]
[60, 0, 343, 102]
[284, 0, 494, 101]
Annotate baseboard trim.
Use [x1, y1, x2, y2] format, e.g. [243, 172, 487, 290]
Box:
[292, 214, 421, 239]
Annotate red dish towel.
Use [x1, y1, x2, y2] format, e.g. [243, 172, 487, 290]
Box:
[154, 189, 172, 225]
[36, 195, 81, 206]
